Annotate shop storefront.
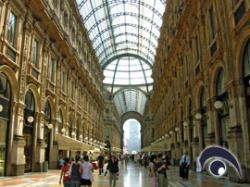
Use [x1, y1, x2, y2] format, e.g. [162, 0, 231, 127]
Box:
[55, 134, 93, 155]
[23, 90, 36, 172]
[0, 73, 11, 176]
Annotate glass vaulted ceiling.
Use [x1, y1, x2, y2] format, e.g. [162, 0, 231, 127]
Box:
[77, 0, 166, 116]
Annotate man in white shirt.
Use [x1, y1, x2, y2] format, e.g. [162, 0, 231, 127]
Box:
[179, 152, 190, 180]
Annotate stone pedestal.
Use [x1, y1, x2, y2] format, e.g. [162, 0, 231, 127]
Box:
[9, 135, 26, 176]
[192, 137, 200, 156]
[205, 132, 216, 146]
[49, 141, 59, 169]
[227, 126, 245, 182]
[34, 138, 46, 172]
[191, 138, 199, 170]
[240, 166, 250, 183]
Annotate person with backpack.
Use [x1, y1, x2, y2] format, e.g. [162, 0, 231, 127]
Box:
[69, 158, 81, 187]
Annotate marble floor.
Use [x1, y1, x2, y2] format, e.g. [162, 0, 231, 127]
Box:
[0, 162, 250, 187]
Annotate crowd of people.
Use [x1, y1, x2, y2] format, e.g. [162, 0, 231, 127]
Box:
[58, 152, 119, 187]
[59, 155, 93, 187]
[124, 152, 190, 187]
[58, 151, 190, 187]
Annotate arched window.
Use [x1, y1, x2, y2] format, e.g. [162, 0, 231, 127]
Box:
[63, 12, 68, 28]
[242, 39, 250, 144]
[58, 109, 63, 133]
[72, 28, 76, 44]
[199, 87, 206, 111]
[68, 115, 73, 137]
[188, 98, 192, 120]
[25, 90, 35, 112]
[188, 98, 193, 142]
[0, 73, 11, 100]
[243, 39, 250, 102]
[199, 87, 207, 148]
[215, 68, 229, 147]
[77, 116, 81, 140]
[24, 90, 35, 127]
[243, 40, 250, 77]
[123, 119, 141, 153]
[216, 69, 225, 96]
[44, 101, 51, 123]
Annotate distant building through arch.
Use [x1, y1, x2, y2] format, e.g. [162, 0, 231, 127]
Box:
[123, 119, 141, 154]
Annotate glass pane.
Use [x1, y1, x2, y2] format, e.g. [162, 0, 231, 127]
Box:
[32, 39, 40, 67]
[216, 69, 225, 96]
[0, 119, 8, 176]
[244, 40, 250, 76]
[7, 12, 16, 47]
[78, 0, 166, 65]
[0, 73, 11, 99]
[113, 89, 147, 115]
[44, 101, 51, 122]
[78, 0, 167, 114]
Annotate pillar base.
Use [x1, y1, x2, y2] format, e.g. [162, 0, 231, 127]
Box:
[205, 132, 215, 146]
[50, 143, 59, 169]
[191, 138, 199, 170]
[191, 137, 199, 155]
[10, 164, 25, 176]
[227, 126, 246, 182]
[34, 138, 46, 172]
[228, 165, 250, 183]
[7, 135, 26, 176]
[33, 162, 43, 172]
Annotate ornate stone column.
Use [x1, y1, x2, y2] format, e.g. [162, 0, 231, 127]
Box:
[226, 80, 248, 182]
[49, 118, 56, 169]
[33, 112, 46, 172]
[191, 116, 200, 170]
[11, 102, 26, 175]
[207, 97, 217, 143]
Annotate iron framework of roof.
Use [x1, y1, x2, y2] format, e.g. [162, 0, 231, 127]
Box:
[77, 0, 166, 116]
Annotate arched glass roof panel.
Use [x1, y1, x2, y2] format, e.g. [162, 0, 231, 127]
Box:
[77, 0, 166, 115]
[113, 89, 147, 115]
[103, 56, 153, 94]
[77, 0, 166, 66]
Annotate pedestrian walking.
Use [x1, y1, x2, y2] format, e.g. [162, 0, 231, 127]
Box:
[59, 158, 71, 187]
[156, 154, 168, 187]
[69, 158, 81, 187]
[124, 154, 129, 169]
[80, 155, 93, 187]
[148, 155, 157, 187]
[97, 153, 105, 175]
[179, 151, 190, 180]
[106, 154, 119, 187]
[59, 157, 65, 169]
